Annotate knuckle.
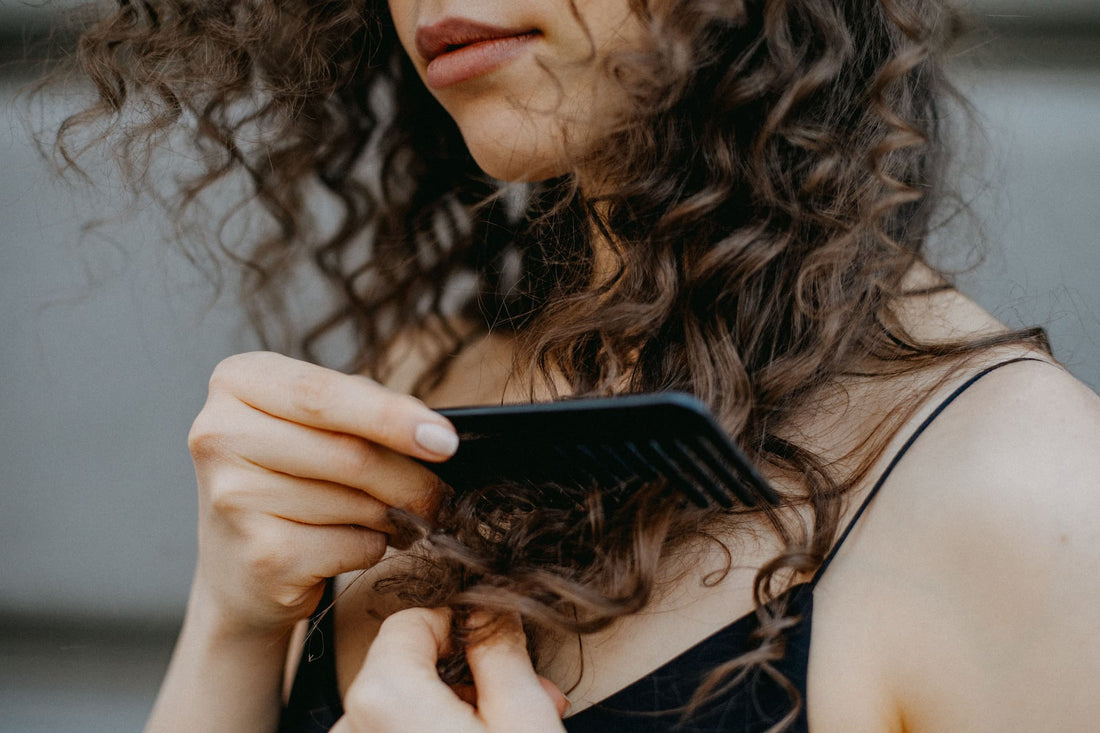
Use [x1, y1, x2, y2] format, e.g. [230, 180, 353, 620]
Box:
[361, 530, 388, 565]
[187, 414, 226, 462]
[287, 368, 333, 421]
[371, 395, 408, 441]
[406, 474, 446, 519]
[240, 532, 293, 581]
[331, 434, 376, 478]
[329, 529, 388, 576]
[208, 351, 274, 395]
[187, 396, 247, 464]
[203, 473, 248, 516]
[269, 582, 318, 614]
[405, 490, 439, 521]
[208, 353, 247, 392]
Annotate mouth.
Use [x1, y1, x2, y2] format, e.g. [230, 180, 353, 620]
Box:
[415, 18, 541, 88]
[415, 18, 539, 63]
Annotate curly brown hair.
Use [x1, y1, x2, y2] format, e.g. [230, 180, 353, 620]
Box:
[54, 0, 1048, 728]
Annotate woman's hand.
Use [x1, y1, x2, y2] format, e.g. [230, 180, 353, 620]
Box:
[333, 608, 568, 733]
[146, 352, 459, 732]
[186, 351, 458, 636]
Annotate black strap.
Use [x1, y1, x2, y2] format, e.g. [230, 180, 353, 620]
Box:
[810, 357, 1048, 586]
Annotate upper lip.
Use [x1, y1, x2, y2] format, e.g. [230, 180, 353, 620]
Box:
[415, 17, 537, 63]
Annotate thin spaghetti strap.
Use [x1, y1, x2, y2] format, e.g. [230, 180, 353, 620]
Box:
[809, 356, 1049, 587]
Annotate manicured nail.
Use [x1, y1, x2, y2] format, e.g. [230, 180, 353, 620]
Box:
[415, 422, 459, 457]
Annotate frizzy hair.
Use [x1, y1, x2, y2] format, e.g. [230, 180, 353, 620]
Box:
[54, 0, 1048, 728]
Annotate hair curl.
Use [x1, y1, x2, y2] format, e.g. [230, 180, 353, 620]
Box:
[54, 0, 1049, 728]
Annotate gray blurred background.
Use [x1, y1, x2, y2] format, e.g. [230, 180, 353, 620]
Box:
[1, 1, 1098, 730]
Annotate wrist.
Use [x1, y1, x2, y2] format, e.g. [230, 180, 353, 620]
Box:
[146, 593, 291, 733]
[183, 574, 302, 648]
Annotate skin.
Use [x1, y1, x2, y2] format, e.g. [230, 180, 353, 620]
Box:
[146, 1, 1100, 731]
[332, 610, 568, 733]
[386, 0, 647, 181]
[325, 308, 1100, 733]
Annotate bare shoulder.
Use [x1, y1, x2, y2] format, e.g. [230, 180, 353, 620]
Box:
[926, 358, 1100, 592]
[927, 358, 1100, 523]
[889, 272, 1100, 523]
[866, 359, 1100, 731]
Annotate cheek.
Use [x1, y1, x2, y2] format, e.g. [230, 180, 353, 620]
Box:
[385, 1, 417, 61]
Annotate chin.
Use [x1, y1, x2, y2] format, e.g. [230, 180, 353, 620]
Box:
[447, 102, 573, 183]
[466, 145, 565, 182]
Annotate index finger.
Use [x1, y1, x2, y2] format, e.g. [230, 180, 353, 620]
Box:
[210, 352, 458, 461]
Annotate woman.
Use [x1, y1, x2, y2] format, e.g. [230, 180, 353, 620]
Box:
[55, 0, 1100, 731]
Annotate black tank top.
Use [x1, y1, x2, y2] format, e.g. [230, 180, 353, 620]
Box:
[279, 358, 1042, 733]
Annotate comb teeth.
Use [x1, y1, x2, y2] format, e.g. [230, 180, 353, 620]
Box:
[574, 444, 628, 487]
[594, 443, 643, 483]
[635, 439, 712, 508]
[430, 437, 772, 510]
[618, 441, 660, 483]
[667, 439, 737, 509]
[429, 393, 780, 510]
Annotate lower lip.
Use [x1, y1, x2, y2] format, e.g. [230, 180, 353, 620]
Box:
[425, 32, 539, 89]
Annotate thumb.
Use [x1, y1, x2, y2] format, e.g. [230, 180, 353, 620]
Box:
[537, 675, 570, 718]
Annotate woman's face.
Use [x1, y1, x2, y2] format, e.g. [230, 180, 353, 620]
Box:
[387, 0, 648, 182]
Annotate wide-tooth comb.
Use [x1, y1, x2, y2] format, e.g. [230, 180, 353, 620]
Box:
[429, 392, 778, 509]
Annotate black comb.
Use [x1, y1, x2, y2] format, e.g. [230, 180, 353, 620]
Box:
[429, 392, 778, 509]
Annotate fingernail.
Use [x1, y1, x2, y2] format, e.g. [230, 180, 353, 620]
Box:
[415, 422, 459, 457]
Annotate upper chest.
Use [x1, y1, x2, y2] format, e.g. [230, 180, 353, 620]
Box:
[532, 515, 910, 732]
[330, 493, 912, 731]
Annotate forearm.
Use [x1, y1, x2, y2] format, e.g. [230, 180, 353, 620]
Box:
[145, 590, 292, 733]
